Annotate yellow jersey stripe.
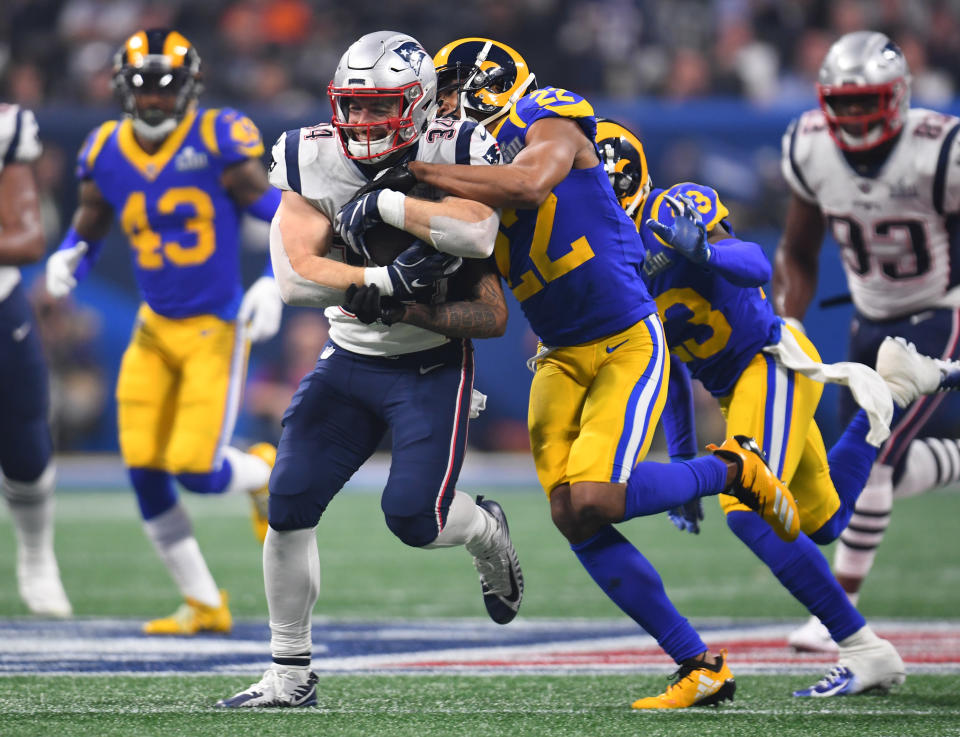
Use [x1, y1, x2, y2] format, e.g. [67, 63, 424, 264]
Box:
[84, 121, 119, 172]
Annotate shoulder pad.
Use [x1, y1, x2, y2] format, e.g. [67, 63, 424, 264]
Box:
[200, 107, 264, 163]
[780, 111, 822, 203]
[75, 120, 119, 180]
[268, 126, 327, 194]
[419, 118, 501, 166]
[0, 105, 42, 168]
[652, 182, 730, 237]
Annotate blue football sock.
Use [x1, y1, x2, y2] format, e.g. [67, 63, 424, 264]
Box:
[810, 409, 881, 544]
[177, 459, 233, 495]
[571, 524, 707, 663]
[726, 510, 864, 642]
[623, 456, 727, 520]
[129, 467, 177, 520]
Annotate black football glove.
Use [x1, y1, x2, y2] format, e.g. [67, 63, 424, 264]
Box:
[352, 163, 418, 200]
[342, 284, 406, 326]
[386, 241, 462, 301]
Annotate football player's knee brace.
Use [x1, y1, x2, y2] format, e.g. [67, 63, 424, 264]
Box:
[2, 461, 55, 505]
[384, 511, 437, 548]
[176, 462, 231, 495]
[129, 467, 178, 520]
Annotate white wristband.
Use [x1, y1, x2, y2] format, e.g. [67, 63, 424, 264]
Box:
[364, 265, 394, 296]
[377, 189, 406, 229]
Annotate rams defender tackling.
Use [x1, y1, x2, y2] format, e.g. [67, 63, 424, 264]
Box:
[45, 29, 284, 634]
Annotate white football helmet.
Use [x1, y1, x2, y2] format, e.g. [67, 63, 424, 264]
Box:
[817, 31, 911, 152]
[328, 31, 438, 162]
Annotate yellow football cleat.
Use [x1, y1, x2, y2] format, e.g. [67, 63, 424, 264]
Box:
[142, 589, 232, 635]
[708, 435, 801, 542]
[247, 442, 276, 544]
[632, 649, 735, 709]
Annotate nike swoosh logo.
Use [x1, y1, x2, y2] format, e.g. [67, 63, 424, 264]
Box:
[606, 339, 628, 353]
[411, 279, 431, 289]
[11, 322, 31, 342]
[320, 346, 335, 359]
[419, 363, 443, 375]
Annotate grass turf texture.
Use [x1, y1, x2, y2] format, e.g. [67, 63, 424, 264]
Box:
[2, 675, 959, 737]
[2, 486, 959, 619]
[1, 485, 959, 736]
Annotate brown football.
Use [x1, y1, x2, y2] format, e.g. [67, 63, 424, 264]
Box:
[364, 223, 417, 266]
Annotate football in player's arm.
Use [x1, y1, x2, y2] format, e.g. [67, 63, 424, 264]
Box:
[0, 103, 72, 617]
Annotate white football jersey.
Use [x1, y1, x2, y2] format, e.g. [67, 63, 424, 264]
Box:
[0, 104, 42, 301]
[782, 107, 960, 320]
[269, 118, 501, 356]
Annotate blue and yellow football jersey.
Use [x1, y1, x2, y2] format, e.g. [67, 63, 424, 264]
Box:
[639, 182, 781, 396]
[76, 106, 265, 320]
[492, 87, 656, 346]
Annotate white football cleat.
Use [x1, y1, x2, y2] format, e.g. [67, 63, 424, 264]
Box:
[17, 559, 72, 618]
[788, 615, 838, 654]
[876, 336, 960, 407]
[795, 636, 905, 697]
[216, 666, 318, 708]
[472, 496, 524, 625]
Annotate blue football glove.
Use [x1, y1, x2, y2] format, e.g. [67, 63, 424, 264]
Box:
[667, 454, 704, 534]
[386, 241, 462, 301]
[334, 190, 385, 261]
[645, 193, 712, 264]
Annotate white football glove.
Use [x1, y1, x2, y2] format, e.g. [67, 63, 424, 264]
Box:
[45, 241, 88, 298]
[239, 276, 283, 343]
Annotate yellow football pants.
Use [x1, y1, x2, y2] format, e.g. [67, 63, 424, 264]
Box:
[717, 323, 840, 534]
[529, 313, 669, 495]
[116, 303, 249, 473]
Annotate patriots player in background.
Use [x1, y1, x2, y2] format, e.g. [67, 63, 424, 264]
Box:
[44, 29, 284, 634]
[217, 32, 523, 709]
[774, 32, 960, 653]
[0, 104, 72, 618]
[597, 119, 960, 696]
[344, 37, 815, 710]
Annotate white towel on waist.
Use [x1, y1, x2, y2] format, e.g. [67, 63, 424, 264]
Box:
[762, 325, 893, 447]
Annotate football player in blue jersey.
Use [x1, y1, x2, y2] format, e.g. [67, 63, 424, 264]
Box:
[0, 103, 72, 618]
[44, 29, 284, 635]
[336, 37, 814, 709]
[598, 119, 960, 697]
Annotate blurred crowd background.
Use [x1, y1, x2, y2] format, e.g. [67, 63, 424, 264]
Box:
[2, 0, 959, 455]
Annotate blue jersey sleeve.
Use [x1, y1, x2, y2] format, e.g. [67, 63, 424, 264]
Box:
[511, 87, 598, 144]
[75, 121, 118, 180]
[200, 107, 265, 166]
[662, 360, 698, 459]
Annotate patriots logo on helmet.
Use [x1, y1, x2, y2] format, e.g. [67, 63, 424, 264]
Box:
[394, 41, 428, 76]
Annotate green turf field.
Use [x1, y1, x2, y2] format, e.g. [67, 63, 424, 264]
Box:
[1, 483, 959, 736]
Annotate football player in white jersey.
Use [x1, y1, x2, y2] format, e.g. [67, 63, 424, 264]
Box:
[0, 104, 72, 617]
[774, 31, 960, 652]
[217, 31, 522, 709]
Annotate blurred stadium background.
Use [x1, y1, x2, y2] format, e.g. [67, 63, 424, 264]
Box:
[5, 0, 960, 463]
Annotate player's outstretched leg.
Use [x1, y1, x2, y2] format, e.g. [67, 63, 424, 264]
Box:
[632, 649, 736, 709]
[794, 629, 905, 697]
[468, 496, 524, 624]
[216, 668, 319, 708]
[708, 436, 800, 541]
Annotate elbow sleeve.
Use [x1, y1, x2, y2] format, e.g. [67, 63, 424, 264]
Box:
[428, 211, 499, 258]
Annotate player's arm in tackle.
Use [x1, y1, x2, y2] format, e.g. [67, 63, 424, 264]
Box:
[46, 179, 113, 297]
[0, 161, 44, 265]
[406, 117, 593, 208]
[397, 258, 507, 338]
[772, 192, 826, 325]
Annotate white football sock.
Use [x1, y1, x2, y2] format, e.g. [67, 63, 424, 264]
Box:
[893, 437, 960, 499]
[834, 463, 892, 586]
[220, 446, 271, 496]
[3, 463, 57, 568]
[143, 503, 221, 607]
[265, 526, 320, 660]
[838, 624, 881, 650]
[423, 490, 497, 551]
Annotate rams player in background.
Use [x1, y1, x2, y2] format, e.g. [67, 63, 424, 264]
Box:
[44, 29, 283, 635]
[344, 38, 815, 710]
[600, 119, 960, 696]
[0, 103, 72, 618]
